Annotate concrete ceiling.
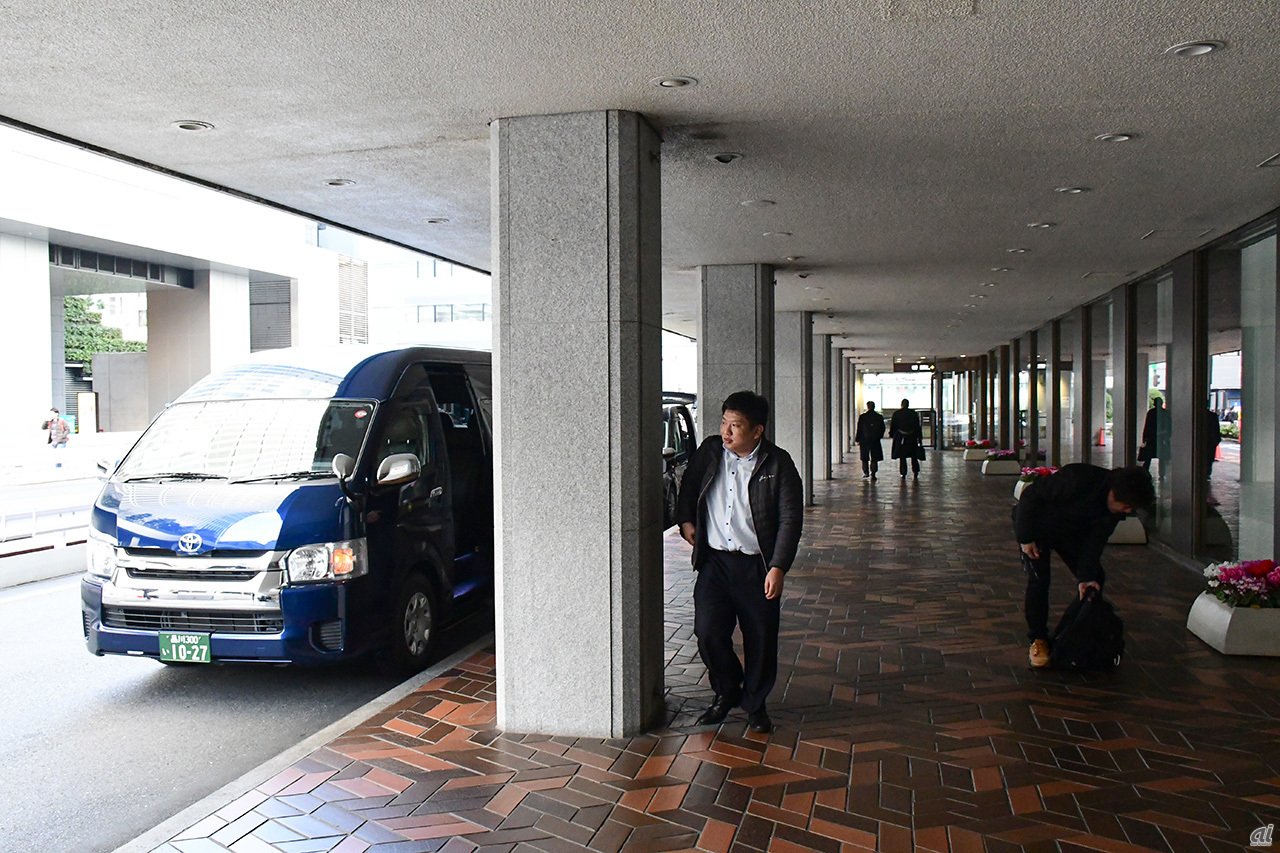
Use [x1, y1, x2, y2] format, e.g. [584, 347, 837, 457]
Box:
[3, 0, 1279, 371]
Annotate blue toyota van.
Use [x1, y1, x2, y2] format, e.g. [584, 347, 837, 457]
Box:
[80, 345, 493, 673]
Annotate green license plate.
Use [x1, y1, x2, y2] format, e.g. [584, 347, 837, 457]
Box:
[158, 632, 211, 663]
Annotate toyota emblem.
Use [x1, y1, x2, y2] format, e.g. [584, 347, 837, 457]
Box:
[177, 533, 203, 554]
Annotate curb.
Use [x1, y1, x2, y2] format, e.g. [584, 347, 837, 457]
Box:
[110, 634, 495, 853]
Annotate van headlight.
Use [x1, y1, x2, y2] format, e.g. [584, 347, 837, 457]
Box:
[284, 538, 368, 583]
[86, 528, 118, 580]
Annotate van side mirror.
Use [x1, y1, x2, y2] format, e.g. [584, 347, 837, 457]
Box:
[375, 453, 421, 488]
[332, 453, 355, 480]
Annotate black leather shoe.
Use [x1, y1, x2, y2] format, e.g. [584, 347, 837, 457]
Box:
[747, 709, 773, 733]
[694, 694, 738, 726]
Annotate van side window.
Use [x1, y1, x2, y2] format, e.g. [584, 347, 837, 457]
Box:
[376, 404, 432, 468]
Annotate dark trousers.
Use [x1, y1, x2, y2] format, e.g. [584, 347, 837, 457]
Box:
[1022, 540, 1103, 641]
[899, 456, 920, 475]
[858, 444, 879, 475]
[693, 548, 780, 713]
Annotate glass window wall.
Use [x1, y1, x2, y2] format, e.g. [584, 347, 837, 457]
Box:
[1201, 227, 1276, 561]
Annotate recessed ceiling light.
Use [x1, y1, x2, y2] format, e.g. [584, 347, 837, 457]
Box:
[171, 120, 214, 132]
[1006, 248, 1028, 254]
[1094, 132, 1135, 143]
[980, 282, 997, 287]
[741, 199, 775, 208]
[1165, 41, 1224, 57]
[785, 255, 804, 261]
[1054, 186, 1090, 194]
[424, 217, 450, 225]
[991, 267, 1012, 272]
[710, 152, 743, 164]
[1027, 222, 1056, 229]
[977, 294, 987, 298]
[325, 178, 356, 187]
[762, 231, 791, 238]
[651, 76, 698, 88]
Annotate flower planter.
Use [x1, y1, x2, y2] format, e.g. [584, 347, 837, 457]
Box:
[1107, 516, 1146, 545]
[1186, 592, 1280, 656]
[982, 459, 1022, 475]
[963, 448, 989, 461]
[1013, 479, 1029, 499]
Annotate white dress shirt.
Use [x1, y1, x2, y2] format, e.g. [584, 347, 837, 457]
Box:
[705, 440, 761, 554]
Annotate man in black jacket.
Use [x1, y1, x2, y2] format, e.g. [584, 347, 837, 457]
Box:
[888, 399, 923, 479]
[676, 391, 803, 733]
[1014, 463, 1154, 667]
[854, 401, 886, 479]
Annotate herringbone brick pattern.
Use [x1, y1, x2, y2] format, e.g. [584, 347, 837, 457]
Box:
[151, 451, 1280, 852]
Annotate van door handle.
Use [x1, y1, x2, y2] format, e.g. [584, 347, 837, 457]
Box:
[430, 486, 444, 501]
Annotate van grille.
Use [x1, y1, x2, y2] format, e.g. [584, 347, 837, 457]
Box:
[124, 566, 260, 582]
[102, 607, 283, 635]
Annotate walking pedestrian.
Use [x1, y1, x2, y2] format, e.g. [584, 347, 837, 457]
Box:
[889, 399, 923, 479]
[854, 401, 885, 479]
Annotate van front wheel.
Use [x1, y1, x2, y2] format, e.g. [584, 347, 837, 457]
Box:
[384, 573, 436, 675]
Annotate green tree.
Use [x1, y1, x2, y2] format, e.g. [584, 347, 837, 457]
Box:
[63, 295, 146, 375]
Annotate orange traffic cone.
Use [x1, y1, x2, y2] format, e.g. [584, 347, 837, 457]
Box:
[1215, 443, 1223, 460]
[1095, 428, 1105, 446]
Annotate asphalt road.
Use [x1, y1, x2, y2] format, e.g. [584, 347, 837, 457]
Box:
[0, 572, 493, 853]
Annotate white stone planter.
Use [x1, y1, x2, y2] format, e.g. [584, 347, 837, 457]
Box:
[982, 459, 1022, 475]
[1013, 479, 1033, 499]
[1107, 516, 1147, 545]
[963, 448, 990, 461]
[1187, 592, 1280, 656]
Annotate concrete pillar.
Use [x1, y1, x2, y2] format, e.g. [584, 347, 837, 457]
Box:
[817, 335, 832, 480]
[491, 110, 663, 737]
[0, 234, 54, 454]
[830, 344, 842, 470]
[775, 312, 813, 504]
[146, 269, 250, 417]
[1026, 330, 1038, 462]
[1113, 283, 1138, 468]
[699, 265, 774, 439]
[999, 345, 1012, 448]
[1049, 321, 1062, 467]
[1169, 251, 1208, 556]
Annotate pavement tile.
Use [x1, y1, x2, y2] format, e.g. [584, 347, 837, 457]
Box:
[140, 454, 1280, 853]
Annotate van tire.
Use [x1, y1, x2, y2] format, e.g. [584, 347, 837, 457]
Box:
[382, 573, 436, 676]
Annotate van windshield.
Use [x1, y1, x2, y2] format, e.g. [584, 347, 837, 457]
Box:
[114, 399, 376, 483]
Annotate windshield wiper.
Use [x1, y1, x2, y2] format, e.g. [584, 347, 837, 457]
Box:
[230, 471, 333, 484]
[125, 472, 228, 482]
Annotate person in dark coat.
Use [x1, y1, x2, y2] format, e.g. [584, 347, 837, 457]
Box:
[888, 399, 923, 478]
[1014, 463, 1154, 668]
[854, 401, 886, 479]
[676, 390, 803, 734]
[1138, 397, 1168, 473]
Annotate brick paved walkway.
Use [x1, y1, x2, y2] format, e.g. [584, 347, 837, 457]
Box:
[145, 451, 1280, 853]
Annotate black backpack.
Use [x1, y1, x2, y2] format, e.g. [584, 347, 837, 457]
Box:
[1049, 591, 1124, 670]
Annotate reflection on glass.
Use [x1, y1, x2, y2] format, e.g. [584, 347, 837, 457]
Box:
[1089, 298, 1114, 466]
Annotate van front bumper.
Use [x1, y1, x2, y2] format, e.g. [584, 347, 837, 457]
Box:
[81, 576, 351, 664]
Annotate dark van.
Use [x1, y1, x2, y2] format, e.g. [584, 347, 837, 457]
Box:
[80, 345, 493, 673]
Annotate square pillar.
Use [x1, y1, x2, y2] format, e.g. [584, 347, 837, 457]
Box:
[1169, 251, 1207, 556]
[999, 345, 1012, 449]
[1113, 283, 1138, 467]
[147, 268, 249, 417]
[1049, 320, 1062, 467]
[817, 334, 832, 481]
[775, 311, 813, 504]
[491, 110, 664, 736]
[0, 235, 54, 453]
[699, 264, 774, 439]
